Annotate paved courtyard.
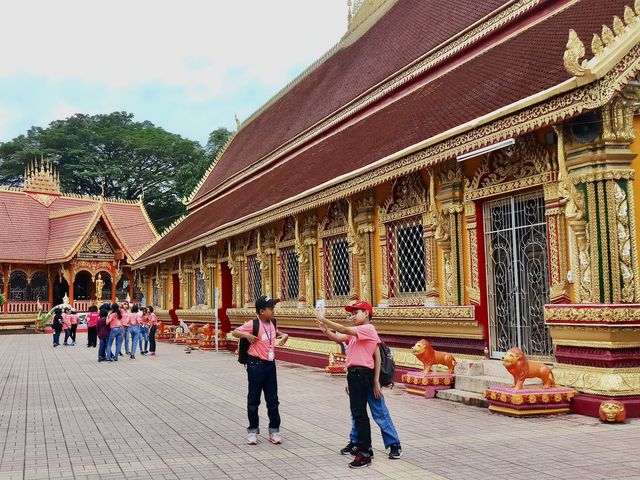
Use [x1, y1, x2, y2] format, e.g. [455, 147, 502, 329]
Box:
[0, 334, 638, 480]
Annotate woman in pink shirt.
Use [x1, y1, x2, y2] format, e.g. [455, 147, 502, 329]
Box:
[139, 308, 150, 355]
[69, 309, 79, 346]
[62, 308, 73, 346]
[106, 303, 124, 361]
[128, 305, 142, 359]
[120, 301, 131, 355]
[86, 305, 99, 348]
[147, 307, 158, 356]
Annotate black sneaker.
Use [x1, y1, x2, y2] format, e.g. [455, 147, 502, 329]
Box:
[389, 444, 402, 459]
[349, 453, 371, 469]
[340, 442, 357, 455]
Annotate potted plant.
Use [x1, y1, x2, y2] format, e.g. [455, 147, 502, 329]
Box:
[0, 293, 5, 312]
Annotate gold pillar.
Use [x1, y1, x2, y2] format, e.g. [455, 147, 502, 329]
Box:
[435, 164, 464, 305]
[354, 191, 376, 304]
[300, 213, 318, 307]
[543, 181, 570, 303]
[258, 229, 276, 299]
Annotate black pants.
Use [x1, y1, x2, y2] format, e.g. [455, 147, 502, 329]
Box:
[246, 355, 280, 433]
[87, 326, 97, 347]
[149, 325, 157, 352]
[70, 324, 77, 342]
[347, 366, 374, 452]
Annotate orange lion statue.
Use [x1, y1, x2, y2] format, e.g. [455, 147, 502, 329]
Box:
[199, 323, 214, 341]
[502, 347, 555, 389]
[411, 339, 456, 374]
[157, 322, 167, 335]
[188, 323, 199, 337]
[599, 400, 626, 423]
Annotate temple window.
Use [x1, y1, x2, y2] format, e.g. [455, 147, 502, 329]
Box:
[246, 254, 262, 302]
[8, 271, 28, 301]
[195, 269, 206, 305]
[116, 274, 129, 302]
[152, 278, 159, 307]
[323, 234, 351, 300]
[386, 217, 426, 295]
[279, 247, 299, 301]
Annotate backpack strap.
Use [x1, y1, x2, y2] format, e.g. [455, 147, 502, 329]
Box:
[252, 318, 260, 336]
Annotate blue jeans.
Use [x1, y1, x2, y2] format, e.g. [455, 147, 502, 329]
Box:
[122, 326, 130, 353]
[138, 326, 149, 352]
[129, 326, 140, 356]
[98, 338, 108, 360]
[107, 327, 123, 360]
[53, 330, 61, 346]
[350, 389, 400, 449]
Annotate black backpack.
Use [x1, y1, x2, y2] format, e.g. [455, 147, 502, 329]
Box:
[378, 342, 395, 387]
[238, 318, 277, 364]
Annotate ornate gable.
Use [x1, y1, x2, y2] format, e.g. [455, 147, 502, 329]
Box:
[79, 224, 115, 260]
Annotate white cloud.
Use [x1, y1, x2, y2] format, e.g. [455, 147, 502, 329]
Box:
[51, 102, 80, 121]
[0, 0, 347, 102]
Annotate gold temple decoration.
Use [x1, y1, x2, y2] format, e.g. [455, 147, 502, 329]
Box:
[318, 199, 352, 306]
[79, 225, 114, 259]
[23, 157, 61, 196]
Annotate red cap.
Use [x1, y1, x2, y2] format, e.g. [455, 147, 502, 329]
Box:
[344, 301, 373, 316]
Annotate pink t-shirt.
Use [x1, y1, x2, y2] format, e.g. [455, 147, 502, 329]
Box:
[148, 313, 158, 326]
[120, 311, 131, 326]
[62, 314, 71, 330]
[70, 314, 78, 325]
[87, 312, 99, 328]
[345, 324, 380, 369]
[130, 312, 142, 326]
[107, 312, 123, 328]
[237, 318, 277, 361]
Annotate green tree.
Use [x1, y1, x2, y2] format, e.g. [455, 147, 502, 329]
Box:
[0, 113, 229, 232]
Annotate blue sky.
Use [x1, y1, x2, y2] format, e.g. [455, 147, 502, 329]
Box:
[0, 1, 347, 145]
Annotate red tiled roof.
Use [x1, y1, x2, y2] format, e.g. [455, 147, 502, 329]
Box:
[0, 190, 157, 263]
[141, 0, 630, 261]
[191, 0, 512, 203]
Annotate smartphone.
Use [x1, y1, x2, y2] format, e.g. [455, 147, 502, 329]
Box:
[315, 299, 325, 313]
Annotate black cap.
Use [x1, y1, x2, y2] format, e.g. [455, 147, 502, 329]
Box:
[255, 295, 279, 312]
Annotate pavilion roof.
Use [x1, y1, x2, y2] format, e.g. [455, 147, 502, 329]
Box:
[137, 0, 639, 264]
[0, 189, 158, 264]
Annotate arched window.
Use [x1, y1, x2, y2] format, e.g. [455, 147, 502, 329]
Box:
[29, 271, 48, 302]
[9, 271, 28, 301]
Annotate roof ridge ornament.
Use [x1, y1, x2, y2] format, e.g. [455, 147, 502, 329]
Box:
[23, 155, 61, 196]
[564, 3, 640, 79]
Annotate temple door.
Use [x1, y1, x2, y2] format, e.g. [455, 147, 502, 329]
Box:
[483, 190, 552, 358]
[172, 273, 181, 309]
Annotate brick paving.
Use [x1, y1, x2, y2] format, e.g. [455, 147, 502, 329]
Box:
[0, 334, 638, 480]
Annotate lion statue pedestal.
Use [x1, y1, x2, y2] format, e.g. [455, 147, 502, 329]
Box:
[186, 323, 200, 349]
[484, 347, 576, 416]
[402, 372, 454, 398]
[402, 339, 456, 398]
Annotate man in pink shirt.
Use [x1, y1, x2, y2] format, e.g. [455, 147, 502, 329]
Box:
[232, 296, 288, 446]
[316, 301, 381, 469]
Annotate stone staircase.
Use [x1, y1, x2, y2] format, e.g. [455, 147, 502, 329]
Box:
[435, 359, 541, 407]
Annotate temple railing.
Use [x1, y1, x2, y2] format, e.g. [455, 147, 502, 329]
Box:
[4, 301, 51, 314]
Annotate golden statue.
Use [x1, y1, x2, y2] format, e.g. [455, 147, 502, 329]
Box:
[199, 323, 214, 341]
[502, 347, 555, 389]
[95, 273, 104, 300]
[411, 339, 456, 374]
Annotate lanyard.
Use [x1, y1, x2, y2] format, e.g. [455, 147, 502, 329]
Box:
[260, 317, 274, 349]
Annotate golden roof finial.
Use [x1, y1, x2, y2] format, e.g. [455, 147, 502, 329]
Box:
[235, 114, 241, 131]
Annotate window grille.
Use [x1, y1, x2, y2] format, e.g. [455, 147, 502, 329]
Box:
[8, 271, 28, 301]
[279, 247, 299, 301]
[116, 275, 129, 301]
[386, 217, 426, 298]
[195, 269, 206, 305]
[152, 279, 159, 307]
[323, 235, 350, 299]
[29, 272, 48, 302]
[247, 255, 262, 302]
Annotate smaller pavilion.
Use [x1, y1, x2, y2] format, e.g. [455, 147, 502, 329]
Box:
[0, 159, 158, 317]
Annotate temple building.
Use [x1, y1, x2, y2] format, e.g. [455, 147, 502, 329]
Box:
[134, 0, 640, 417]
[0, 159, 158, 319]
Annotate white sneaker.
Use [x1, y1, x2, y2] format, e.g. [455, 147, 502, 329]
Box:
[247, 433, 257, 445]
[268, 433, 282, 444]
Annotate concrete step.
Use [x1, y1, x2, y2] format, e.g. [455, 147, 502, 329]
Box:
[481, 359, 513, 378]
[436, 388, 488, 408]
[454, 374, 514, 394]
